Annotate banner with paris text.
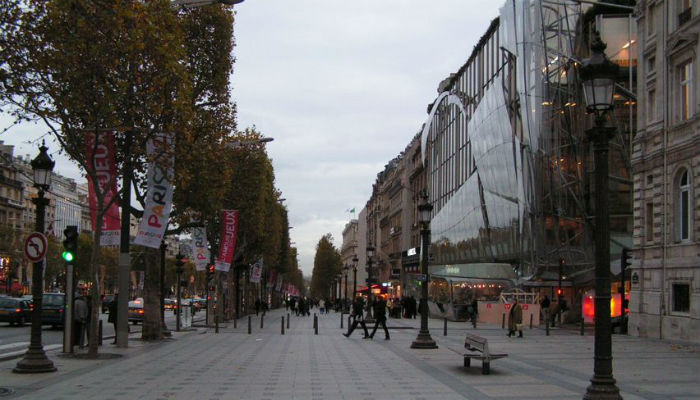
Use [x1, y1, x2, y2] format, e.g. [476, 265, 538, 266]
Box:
[215, 210, 239, 272]
[191, 227, 210, 271]
[134, 133, 174, 248]
[85, 132, 121, 246]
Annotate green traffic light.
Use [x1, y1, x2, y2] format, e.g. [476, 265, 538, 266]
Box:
[62, 251, 74, 262]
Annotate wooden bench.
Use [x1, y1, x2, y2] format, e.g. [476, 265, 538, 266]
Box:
[462, 333, 508, 374]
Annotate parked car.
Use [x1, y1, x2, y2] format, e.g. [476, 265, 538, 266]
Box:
[128, 298, 144, 324]
[102, 294, 115, 313]
[0, 297, 32, 326]
[41, 293, 65, 328]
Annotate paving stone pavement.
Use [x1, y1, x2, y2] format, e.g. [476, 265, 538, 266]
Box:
[0, 308, 698, 399]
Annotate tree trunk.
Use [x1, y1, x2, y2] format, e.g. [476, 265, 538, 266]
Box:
[142, 247, 162, 340]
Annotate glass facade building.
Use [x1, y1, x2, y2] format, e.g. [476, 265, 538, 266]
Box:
[420, 1, 636, 290]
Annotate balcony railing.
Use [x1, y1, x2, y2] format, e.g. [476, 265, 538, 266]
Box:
[679, 7, 692, 26]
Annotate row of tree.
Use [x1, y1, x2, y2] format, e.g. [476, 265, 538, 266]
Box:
[309, 234, 342, 300]
[0, 0, 303, 356]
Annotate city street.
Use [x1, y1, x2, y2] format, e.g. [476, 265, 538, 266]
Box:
[0, 308, 697, 400]
[0, 310, 188, 362]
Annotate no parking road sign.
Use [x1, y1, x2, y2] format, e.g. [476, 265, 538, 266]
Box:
[24, 232, 48, 263]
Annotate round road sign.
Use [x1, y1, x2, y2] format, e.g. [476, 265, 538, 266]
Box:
[24, 232, 48, 263]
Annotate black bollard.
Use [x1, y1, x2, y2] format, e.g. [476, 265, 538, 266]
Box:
[347, 315, 351, 332]
[314, 314, 318, 335]
[580, 317, 584, 336]
[502, 313, 506, 329]
[443, 318, 447, 336]
[546, 315, 550, 336]
[287, 313, 290, 329]
[261, 314, 264, 329]
[215, 315, 219, 334]
[282, 316, 285, 335]
[529, 313, 533, 329]
[340, 312, 344, 329]
[472, 315, 477, 329]
[98, 320, 103, 346]
[248, 315, 252, 334]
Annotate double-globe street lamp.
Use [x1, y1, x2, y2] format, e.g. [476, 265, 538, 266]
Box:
[14, 142, 56, 373]
[579, 31, 621, 400]
[343, 264, 349, 312]
[411, 192, 438, 349]
[352, 255, 358, 301]
[365, 246, 375, 322]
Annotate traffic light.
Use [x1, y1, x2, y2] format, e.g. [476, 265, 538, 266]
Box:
[62, 226, 78, 263]
[556, 287, 564, 297]
[207, 265, 215, 292]
[621, 248, 632, 270]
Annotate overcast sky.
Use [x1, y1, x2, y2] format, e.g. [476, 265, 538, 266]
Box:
[1, 0, 503, 277]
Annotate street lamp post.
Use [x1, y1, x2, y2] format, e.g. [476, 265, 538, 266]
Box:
[411, 192, 438, 349]
[580, 31, 621, 400]
[343, 265, 349, 312]
[352, 255, 358, 300]
[365, 246, 375, 322]
[160, 241, 171, 336]
[14, 142, 56, 373]
[175, 253, 185, 332]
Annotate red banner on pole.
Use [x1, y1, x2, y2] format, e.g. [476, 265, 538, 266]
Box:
[85, 132, 121, 246]
[215, 210, 239, 272]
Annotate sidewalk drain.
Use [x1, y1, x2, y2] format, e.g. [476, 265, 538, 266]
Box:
[0, 388, 14, 397]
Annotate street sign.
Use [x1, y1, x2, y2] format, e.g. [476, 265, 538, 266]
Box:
[415, 274, 427, 282]
[24, 232, 48, 262]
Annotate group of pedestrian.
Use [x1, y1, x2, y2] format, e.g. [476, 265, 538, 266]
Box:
[400, 296, 418, 319]
[287, 297, 312, 316]
[342, 296, 390, 340]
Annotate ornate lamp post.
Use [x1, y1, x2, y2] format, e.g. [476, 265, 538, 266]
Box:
[14, 141, 56, 373]
[343, 264, 349, 312]
[352, 255, 358, 300]
[411, 192, 438, 349]
[175, 253, 185, 332]
[579, 31, 621, 400]
[365, 246, 375, 322]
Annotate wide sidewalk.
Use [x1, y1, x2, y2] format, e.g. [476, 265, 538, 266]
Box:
[0, 308, 698, 400]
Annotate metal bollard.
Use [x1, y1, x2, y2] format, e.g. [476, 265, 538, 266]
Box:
[529, 313, 533, 329]
[340, 312, 344, 329]
[260, 314, 264, 329]
[248, 315, 252, 334]
[287, 313, 290, 329]
[314, 314, 318, 335]
[580, 317, 584, 336]
[98, 320, 103, 346]
[215, 315, 219, 334]
[282, 316, 285, 335]
[347, 315, 351, 332]
[546, 316, 550, 336]
[502, 313, 506, 329]
[443, 318, 447, 336]
[472, 315, 477, 329]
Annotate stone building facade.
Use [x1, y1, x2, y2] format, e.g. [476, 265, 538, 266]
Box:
[630, 0, 700, 343]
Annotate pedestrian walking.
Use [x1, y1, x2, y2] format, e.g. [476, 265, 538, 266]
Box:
[368, 297, 390, 340]
[108, 293, 119, 343]
[319, 298, 325, 314]
[507, 297, 523, 338]
[540, 295, 550, 324]
[74, 294, 88, 348]
[343, 297, 369, 338]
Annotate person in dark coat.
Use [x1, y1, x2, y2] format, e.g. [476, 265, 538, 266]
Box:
[507, 297, 523, 338]
[74, 295, 88, 348]
[343, 297, 369, 338]
[368, 298, 390, 340]
[108, 293, 118, 344]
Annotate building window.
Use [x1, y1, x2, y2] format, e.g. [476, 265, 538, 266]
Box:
[677, 170, 691, 241]
[648, 56, 656, 74]
[679, 0, 693, 26]
[678, 60, 693, 121]
[645, 202, 654, 243]
[672, 283, 690, 313]
[648, 89, 656, 122]
[648, 4, 656, 36]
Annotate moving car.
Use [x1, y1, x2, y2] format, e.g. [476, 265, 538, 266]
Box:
[0, 297, 32, 326]
[41, 293, 65, 328]
[128, 298, 144, 324]
[163, 298, 175, 311]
